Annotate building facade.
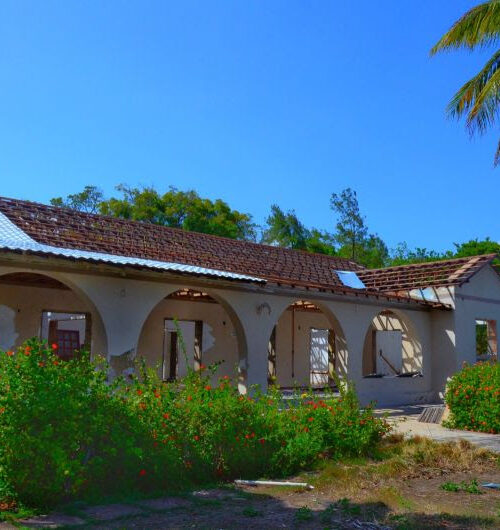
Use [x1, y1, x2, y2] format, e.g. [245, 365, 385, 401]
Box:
[0, 197, 498, 406]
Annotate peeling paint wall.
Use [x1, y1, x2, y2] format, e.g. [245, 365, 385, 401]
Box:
[137, 298, 239, 379]
[0, 283, 107, 355]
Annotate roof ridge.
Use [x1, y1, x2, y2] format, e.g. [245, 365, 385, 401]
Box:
[0, 195, 362, 268]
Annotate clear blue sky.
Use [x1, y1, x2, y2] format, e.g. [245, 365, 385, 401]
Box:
[0, 0, 496, 252]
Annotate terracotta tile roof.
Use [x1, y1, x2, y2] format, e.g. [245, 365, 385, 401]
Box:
[0, 197, 363, 289]
[357, 254, 497, 293]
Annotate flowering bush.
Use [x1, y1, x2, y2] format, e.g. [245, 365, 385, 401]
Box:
[0, 340, 388, 509]
[444, 361, 499, 434]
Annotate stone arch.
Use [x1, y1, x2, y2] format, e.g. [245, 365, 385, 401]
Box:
[266, 299, 348, 389]
[0, 269, 108, 357]
[136, 285, 248, 384]
[362, 308, 422, 377]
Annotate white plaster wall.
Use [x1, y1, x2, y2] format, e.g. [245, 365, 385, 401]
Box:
[320, 300, 436, 406]
[362, 312, 422, 376]
[0, 263, 445, 404]
[430, 308, 456, 400]
[0, 283, 106, 354]
[274, 309, 331, 387]
[454, 266, 500, 367]
[138, 299, 239, 380]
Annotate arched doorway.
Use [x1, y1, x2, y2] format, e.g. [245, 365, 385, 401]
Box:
[267, 300, 347, 390]
[137, 288, 247, 383]
[362, 309, 422, 378]
[0, 271, 107, 358]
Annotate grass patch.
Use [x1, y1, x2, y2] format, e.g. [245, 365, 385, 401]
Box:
[308, 434, 498, 492]
[242, 506, 262, 517]
[294, 506, 313, 521]
[441, 478, 483, 494]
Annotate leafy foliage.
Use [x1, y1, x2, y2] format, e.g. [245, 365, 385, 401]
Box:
[50, 185, 104, 213]
[51, 185, 257, 240]
[261, 205, 336, 255]
[330, 188, 368, 261]
[444, 361, 499, 433]
[0, 340, 388, 510]
[431, 1, 500, 165]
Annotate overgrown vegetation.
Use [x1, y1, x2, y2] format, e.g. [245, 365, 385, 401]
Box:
[50, 184, 500, 268]
[0, 339, 388, 511]
[444, 361, 500, 434]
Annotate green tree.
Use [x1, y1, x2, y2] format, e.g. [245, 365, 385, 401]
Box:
[389, 242, 451, 266]
[431, 1, 500, 165]
[354, 235, 389, 269]
[50, 185, 104, 213]
[52, 185, 257, 240]
[261, 205, 311, 250]
[453, 237, 500, 257]
[330, 188, 368, 261]
[261, 205, 336, 255]
[305, 229, 336, 256]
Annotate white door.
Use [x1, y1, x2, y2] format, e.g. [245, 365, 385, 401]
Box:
[375, 330, 402, 375]
[310, 328, 329, 386]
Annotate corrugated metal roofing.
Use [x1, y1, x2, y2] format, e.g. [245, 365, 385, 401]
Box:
[0, 211, 265, 283]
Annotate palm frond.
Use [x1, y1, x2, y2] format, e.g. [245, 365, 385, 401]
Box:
[495, 138, 500, 165]
[431, 0, 500, 54]
[446, 49, 500, 134]
[468, 62, 500, 133]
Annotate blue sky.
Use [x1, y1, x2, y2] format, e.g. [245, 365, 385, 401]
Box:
[0, 0, 496, 252]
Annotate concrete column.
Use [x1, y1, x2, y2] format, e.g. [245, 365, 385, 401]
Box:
[213, 289, 295, 394]
[59, 273, 174, 359]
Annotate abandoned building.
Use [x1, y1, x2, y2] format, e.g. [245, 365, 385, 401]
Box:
[0, 196, 498, 406]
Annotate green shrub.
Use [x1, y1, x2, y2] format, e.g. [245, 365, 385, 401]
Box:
[444, 362, 499, 434]
[0, 339, 388, 510]
[0, 340, 183, 508]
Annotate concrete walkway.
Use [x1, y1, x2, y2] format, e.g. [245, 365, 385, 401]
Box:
[376, 404, 500, 453]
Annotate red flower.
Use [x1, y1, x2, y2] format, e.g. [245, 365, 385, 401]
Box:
[193, 435, 200, 441]
[205, 385, 212, 391]
[163, 413, 170, 419]
[38, 361, 45, 367]
[139, 469, 147, 477]
[53, 360, 59, 366]
[51, 343, 58, 350]
[308, 417, 314, 422]
[259, 438, 265, 445]
[187, 395, 192, 401]
[136, 389, 143, 396]
[6, 351, 14, 357]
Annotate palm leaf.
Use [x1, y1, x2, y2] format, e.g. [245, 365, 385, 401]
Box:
[431, 0, 500, 53]
[447, 49, 500, 133]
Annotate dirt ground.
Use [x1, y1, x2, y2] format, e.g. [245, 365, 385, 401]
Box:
[2, 437, 500, 529]
[3, 470, 497, 529]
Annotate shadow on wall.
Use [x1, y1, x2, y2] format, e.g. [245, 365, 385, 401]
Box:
[362, 310, 422, 377]
[267, 300, 348, 389]
[0, 305, 19, 350]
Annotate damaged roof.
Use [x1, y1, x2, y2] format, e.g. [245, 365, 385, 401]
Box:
[0, 196, 362, 289]
[0, 196, 492, 307]
[357, 254, 497, 293]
